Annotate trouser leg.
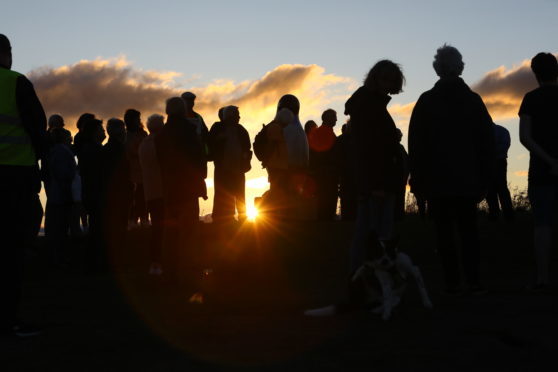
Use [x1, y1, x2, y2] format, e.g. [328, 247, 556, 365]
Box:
[455, 199, 481, 287]
[431, 199, 460, 289]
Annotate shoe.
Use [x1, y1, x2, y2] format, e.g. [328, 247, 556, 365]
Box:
[12, 323, 41, 337]
[469, 285, 488, 296]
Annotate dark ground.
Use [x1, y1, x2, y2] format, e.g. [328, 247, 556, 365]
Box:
[2, 212, 557, 371]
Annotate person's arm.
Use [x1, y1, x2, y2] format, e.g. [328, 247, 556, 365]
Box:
[408, 97, 426, 197]
[16, 76, 47, 161]
[520, 115, 558, 175]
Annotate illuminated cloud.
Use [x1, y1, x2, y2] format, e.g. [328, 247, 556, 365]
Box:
[28, 57, 356, 134]
[471, 53, 557, 121]
[29, 57, 181, 127]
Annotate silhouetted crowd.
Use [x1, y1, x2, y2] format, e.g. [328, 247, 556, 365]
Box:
[2, 33, 558, 336]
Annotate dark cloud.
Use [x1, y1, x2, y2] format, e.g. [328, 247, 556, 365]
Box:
[28, 58, 352, 131]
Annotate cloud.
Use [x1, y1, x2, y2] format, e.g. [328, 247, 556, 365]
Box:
[29, 57, 181, 126]
[471, 53, 557, 121]
[29, 57, 356, 134]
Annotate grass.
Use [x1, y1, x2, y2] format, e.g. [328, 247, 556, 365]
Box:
[3, 211, 557, 371]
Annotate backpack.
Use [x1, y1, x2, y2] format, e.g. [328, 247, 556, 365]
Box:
[253, 123, 271, 167]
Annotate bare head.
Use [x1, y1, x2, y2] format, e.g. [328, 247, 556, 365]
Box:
[304, 120, 317, 135]
[48, 114, 65, 130]
[321, 109, 337, 127]
[531, 52, 558, 85]
[146, 114, 164, 134]
[166, 97, 186, 118]
[222, 105, 240, 125]
[181, 91, 196, 112]
[106, 118, 126, 143]
[364, 60, 405, 95]
[124, 109, 143, 133]
[0, 34, 13, 69]
[433, 44, 465, 78]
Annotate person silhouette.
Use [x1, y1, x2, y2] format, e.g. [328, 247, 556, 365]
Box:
[208, 105, 252, 224]
[345, 60, 405, 273]
[0, 34, 47, 337]
[309, 109, 339, 221]
[519, 52, 558, 291]
[408, 44, 494, 295]
[155, 97, 205, 275]
[486, 122, 514, 221]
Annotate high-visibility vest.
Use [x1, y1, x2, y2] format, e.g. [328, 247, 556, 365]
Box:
[0, 68, 36, 166]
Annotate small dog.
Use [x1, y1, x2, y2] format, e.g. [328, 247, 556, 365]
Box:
[305, 232, 433, 320]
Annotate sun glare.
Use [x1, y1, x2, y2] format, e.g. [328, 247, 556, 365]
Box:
[246, 205, 259, 221]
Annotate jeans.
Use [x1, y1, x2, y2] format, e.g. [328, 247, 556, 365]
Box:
[486, 159, 514, 220]
[350, 194, 395, 273]
[429, 197, 481, 289]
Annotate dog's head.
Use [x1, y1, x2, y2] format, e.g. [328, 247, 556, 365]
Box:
[365, 231, 399, 270]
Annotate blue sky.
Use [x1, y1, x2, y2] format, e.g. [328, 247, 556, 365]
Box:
[3, 0, 558, 210]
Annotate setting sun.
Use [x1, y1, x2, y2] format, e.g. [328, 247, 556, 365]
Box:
[246, 205, 259, 221]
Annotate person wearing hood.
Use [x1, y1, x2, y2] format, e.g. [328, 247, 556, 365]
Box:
[345, 59, 404, 273]
[408, 45, 494, 295]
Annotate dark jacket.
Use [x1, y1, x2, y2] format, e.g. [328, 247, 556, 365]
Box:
[45, 144, 76, 205]
[408, 77, 494, 200]
[155, 116, 205, 202]
[78, 142, 104, 212]
[344, 86, 400, 194]
[101, 139, 133, 209]
[207, 121, 252, 172]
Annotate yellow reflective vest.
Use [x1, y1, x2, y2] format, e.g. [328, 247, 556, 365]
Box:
[0, 68, 36, 166]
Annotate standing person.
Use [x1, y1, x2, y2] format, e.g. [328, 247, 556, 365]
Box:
[102, 118, 133, 268]
[345, 60, 404, 273]
[408, 45, 494, 295]
[486, 122, 514, 221]
[0, 34, 47, 337]
[519, 52, 558, 291]
[155, 97, 205, 275]
[44, 128, 76, 267]
[124, 109, 148, 228]
[208, 105, 252, 224]
[78, 117, 106, 271]
[264, 108, 292, 216]
[276, 94, 309, 216]
[47, 114, 64, 132]
[72, 113, 95, 159]
[181, 91, 209, 207]
[139, 114, 165, 275]
[309, 109, 339, 221]
[336, 122, 357, 221]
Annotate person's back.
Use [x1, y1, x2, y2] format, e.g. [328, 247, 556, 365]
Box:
[520, 84, 558, 183]
[156, 102, 204, 204]
[0, 34, 47, 336]
[409, 77, 493, 199]
[519, 52, 558, 290]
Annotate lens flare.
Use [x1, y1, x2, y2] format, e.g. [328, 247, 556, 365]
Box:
[246, 205, 259, 221]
